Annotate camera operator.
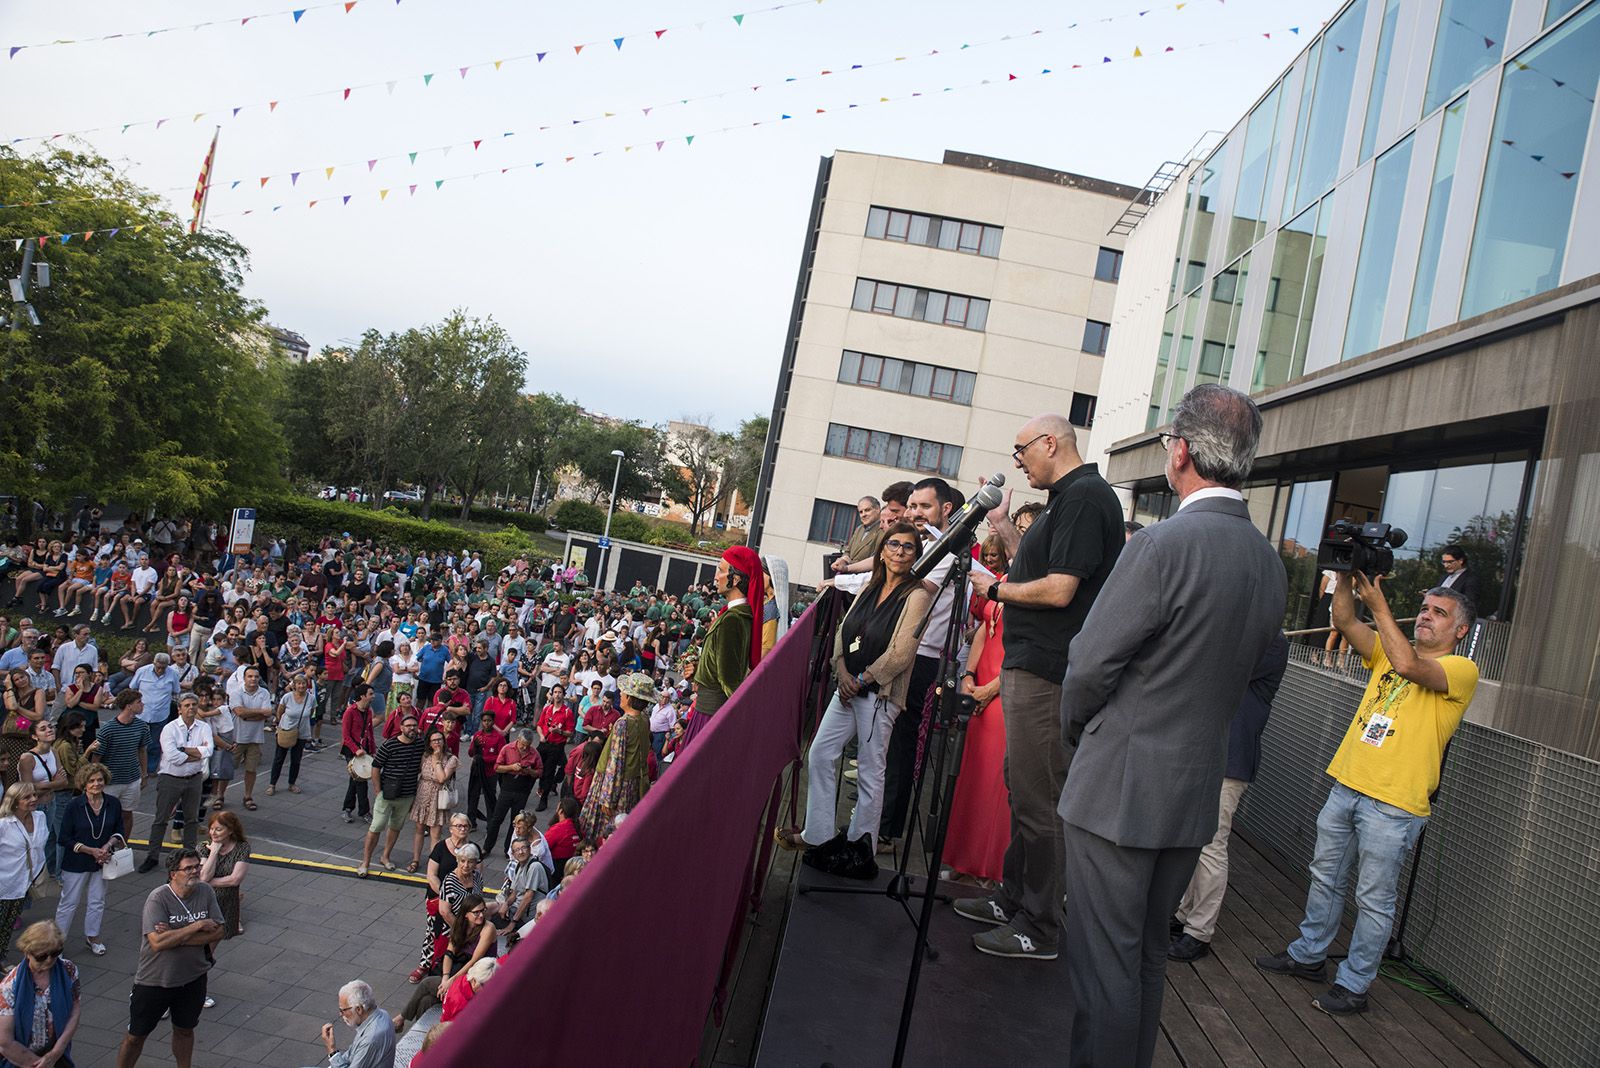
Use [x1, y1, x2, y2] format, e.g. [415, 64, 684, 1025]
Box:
[1257, 570, 1479, 1016]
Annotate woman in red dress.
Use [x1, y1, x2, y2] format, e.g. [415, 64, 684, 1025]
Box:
[944, 533, 1013, 884]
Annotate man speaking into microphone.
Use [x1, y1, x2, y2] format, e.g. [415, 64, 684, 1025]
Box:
[956, 413, 1123, 960]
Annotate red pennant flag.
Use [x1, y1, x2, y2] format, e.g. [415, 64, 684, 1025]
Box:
[343, 88, 352, 100]
[269, 101, 279, 112]
[259, 177, 270, 187]
[345, 1, 357, 10]
[574, 43, 584, 54]
[655, 29, 666, 38]
[473, 139, 482, 150]
[1008, 73, 1016, 80]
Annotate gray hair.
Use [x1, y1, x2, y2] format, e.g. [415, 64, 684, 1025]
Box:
[1170, 384, 1262, 489]
[466, 957, 499, 986]
[454, 842, 482, 863]
[339, 979, 375, 1011]
[1425, 586, 1476, 628]
[153, 652, 171, 666]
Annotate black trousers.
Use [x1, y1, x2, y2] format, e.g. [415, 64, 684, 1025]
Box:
[878, 654, 940, 843]
[269, 741, 304, 786]
[467, 760, 497, 821]
[482, 776, 533, 857]
[343, 775, 371, 818]
[536, 741, 567, 798]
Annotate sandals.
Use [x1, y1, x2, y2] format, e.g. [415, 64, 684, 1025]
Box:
[289, 785, 302, 794]
[265, 786, 276, 796]
[380, 857, 397, 871]
[85, 939, 107, 956]
[773, 828, 806, 852]
[356, 867, 369, 879]
[244, 798, 258, 811]
[406, 861, 419, 874]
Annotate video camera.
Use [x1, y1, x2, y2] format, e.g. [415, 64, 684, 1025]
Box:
[1316, 520, 1408, 577]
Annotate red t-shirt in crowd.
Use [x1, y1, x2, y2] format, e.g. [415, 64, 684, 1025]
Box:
[536, 704, 575, 745]
[323, 638, 348, 681]
[583, 706, 620, 737]
[483, 695, 516, 732]
[545, 818, 581, 863]
[494, 742, 541, 779]
[441, 970, 476, 1023]
[469, 727, 507, 770]
[418, 705, 462, 755]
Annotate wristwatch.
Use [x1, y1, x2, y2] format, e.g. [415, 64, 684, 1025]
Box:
[986, 581, 1002, 603]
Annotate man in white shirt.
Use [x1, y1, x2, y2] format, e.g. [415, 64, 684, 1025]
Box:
[137, 694, 214, 872]
[538, 646, 571, 708]
[227, 666, 273, 810]
[130, 653, 183, 775]
[50, 625, 98, 712]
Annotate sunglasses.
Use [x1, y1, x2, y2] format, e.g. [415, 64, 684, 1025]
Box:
[30, 951, 61, 964]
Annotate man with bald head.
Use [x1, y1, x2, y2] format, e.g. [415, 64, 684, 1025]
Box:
[955, 412, 1124, 960]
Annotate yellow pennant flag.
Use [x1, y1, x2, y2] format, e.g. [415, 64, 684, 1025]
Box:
[379, 189, 390, 200]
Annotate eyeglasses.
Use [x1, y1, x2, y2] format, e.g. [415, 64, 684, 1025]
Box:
[1012, 433, 1050, 461]
[175, 864, 202, 874]
[883, 540, 919, 555]
[1157, 432, 1184, 452]
[337, 1004, 359, 1016]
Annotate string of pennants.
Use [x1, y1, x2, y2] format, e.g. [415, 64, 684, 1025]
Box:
[2, 24, 1307, 247]
[9, 0, 1221, 149]
[6, 0, 410, 60]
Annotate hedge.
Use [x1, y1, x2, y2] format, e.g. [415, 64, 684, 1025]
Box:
[551, 500, 605, 534]
[397, 500, 551, 534]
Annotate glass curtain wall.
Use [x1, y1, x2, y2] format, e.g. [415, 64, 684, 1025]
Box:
[1228, 86, 1283, 262]
[1278, 478, 1333, 628]
[1184, 145, 1228, 296]
[1360, 0, 1404, 161]
[1461, 2, 1600, 318]
[1200, 253, 1251, 387]
[1283, 0, 1368, 221]
[1147, 306, 1179, 431]
[1254, 193, 1336, 391]
[1424, 0, 1512, 114]
[1406, 97, 1469, 336]
[1546, 0, 1587, 24]
[1343, 135, 1416, 360]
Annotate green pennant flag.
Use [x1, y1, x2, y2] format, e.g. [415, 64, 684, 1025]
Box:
[733, 13, 744, 25]
[423, 73, 433, 85]
[408, 152, 417, 164]
[686, 135, 695, 145]
[435, 179, 444, 189]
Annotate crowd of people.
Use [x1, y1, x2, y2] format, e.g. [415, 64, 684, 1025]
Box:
[0, 515, 792, 1066]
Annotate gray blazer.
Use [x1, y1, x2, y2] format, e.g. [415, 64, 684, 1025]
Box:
[1058, 496, 1287, 850]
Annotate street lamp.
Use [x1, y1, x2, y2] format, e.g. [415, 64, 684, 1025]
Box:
[598, 448, 626, 591]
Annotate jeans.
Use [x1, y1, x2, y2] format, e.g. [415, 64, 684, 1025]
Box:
[803, 691, 900, 849]
[143, 720, 165, 774]
[1288, 782, 1426, 994]
[46, 792, 71, 877]
[467, 691, 489, 734]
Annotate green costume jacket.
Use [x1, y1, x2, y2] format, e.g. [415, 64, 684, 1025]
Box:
[693, 601, 754, 701]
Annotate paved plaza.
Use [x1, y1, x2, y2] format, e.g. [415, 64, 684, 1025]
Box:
[14, 739, 471, 1067]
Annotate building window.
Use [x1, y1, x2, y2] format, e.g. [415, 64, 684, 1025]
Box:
[1359, 0, 1403, 162]
[865, 206, 1002, 258]
[1408, 97, 1468, 337]
[808, 499, 858, 543]
[852, 279, 990, 331]
[837, 350, 976, 405]
[1094, 247, 1123, 283]
[824, 422, 962, 477]
[1424, 0, 1512, 116]
[1282, 1, 1368, 222]
[1252, 192, 1335, 393]
[1461, 1, 1599, 319]
[1342, 134, 1415, 361]
[1070, 392, 1097, 428]
[1082, 319, 1111, 356]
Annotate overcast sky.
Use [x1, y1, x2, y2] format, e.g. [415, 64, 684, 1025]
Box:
[4, 0, 1338, 429]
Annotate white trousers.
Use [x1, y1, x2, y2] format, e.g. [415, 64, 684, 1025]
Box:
[1174, 777, 1250, 941]
[803, 691, 901, 850]
[56, 868, 106, 939]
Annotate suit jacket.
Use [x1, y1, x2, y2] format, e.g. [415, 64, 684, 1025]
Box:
[1445, 567, 1481, 615]
[1058, 496, 1287, 850]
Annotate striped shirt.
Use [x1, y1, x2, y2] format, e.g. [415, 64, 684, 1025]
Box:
[373, 735, 424, 798]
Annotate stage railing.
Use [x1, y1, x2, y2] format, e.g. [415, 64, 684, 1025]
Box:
[431, 592, 841, 1068]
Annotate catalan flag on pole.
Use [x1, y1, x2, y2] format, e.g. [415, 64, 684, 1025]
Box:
[189, 127, 220, 233]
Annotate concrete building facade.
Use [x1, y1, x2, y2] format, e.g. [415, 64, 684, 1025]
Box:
[750, 149, 1140, 587]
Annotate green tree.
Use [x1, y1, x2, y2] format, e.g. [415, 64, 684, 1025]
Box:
[662, 420, 733, 537]
[0, 147, 287, 533]
[568, 419, 669, 507]
[726, 414, 770, 509]
[517, 391, 582, 509]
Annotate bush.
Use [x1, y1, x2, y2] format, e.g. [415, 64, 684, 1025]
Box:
[256, 494, 469, 554]
[552, 500, 605, 534]
[607, 512, 651, 543]
[397, 500, 550, 534]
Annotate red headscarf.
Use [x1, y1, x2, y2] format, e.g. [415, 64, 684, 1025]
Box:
[720, 546, 764, 671]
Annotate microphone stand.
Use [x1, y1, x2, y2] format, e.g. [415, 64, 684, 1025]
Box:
[799, 528, 979, 1068]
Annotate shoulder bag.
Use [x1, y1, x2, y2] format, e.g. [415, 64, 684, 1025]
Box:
[102, 834, 135, 880]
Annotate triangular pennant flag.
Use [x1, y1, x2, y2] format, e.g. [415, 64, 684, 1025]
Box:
[656, 140, 665, 150]
[1483, 36, 1494, 48]
[309, 200, 318, 208]
[291, 172, 300, 185]
[109, 229, 119, 238]
[367, 159, 378, 171]
[122, 124, 131, 133]
[232, 107, 242, 117]
[574, 43, 584, 54]
[733, 14, 745, 25]
[156, 119, 168, 129]
[1561, 172, 1576, 179]
[686, 135, 695, 145]
[1133, 47, 1143, 57]
[537, 52, 546, 61]
[325, 166, 335, 179]
[11, 239, 20, 251]
[565, 156, 574, 162]
[494, 60, 503, 70]
[614, 37, 624, 50]
[1164, 46, 1174, 51]
[60, 234, 71, 244]
[83, 231, 94, 241]
[781, 114, 791, 119]
[387, 81, 397, 94]
[343, 88, 352, 100]
[292, 9, 306, 23]
[231, 180, 241, 189]
[1103, 56, 1111, 62]
[408, 152, 417, 164]
[380, 189, 390, 200]
[270, 101, 279, 112]
[193, 113, 205, 123]
[1008, 73, 1016, 80]
[342, 195, 352, 205]
[643, 107, 652, 115]
[1290, 27, 1300, 34]
[435, 179, 444, 189]
[37, 237, 46, 249]
[459, 67, 469, 78]
[409, 184, 417, 195]
[656, 29, 667, 38]
[260, 177, 270, 187]
[345, 1, 357, 11]
[473, 139, 482, 150]
[423, 73, 433, 85]
[9, 47, 24, 59]
[1263, 32, 1271, 39]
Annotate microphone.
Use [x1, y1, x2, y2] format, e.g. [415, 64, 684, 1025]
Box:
[911, 474, 1005, 580]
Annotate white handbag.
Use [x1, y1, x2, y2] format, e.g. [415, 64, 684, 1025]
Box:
[102, 834, 135, 880]
[436, 785, 456, 811]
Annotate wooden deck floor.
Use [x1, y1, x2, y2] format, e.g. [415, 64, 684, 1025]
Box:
[1153, 833, 1533, 1068]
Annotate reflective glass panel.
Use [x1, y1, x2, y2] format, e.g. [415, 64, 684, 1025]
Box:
[1185, 143, 1228, 293]
[1546, 0, 1588, 25]
[1407, 98, 1468, 337]
[1360, 0, 1403, 161]
[1281, 41, 1321, 223]
[1343, 135, 1415, 360]
[1147, 306, 1179, 430]
[1425, 0, 1511, 114]
[1287, 1, 1367, 220]
[1279, 478, 1333, 628]
[1165, 296, 1201, 414]
[1229, 85, 1281, 261]
[1462, 2, 1600, 318]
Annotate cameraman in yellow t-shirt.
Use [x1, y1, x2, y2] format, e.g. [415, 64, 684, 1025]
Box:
[1257, 570, 1477, 1017]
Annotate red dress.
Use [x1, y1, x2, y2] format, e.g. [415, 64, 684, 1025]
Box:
[943, 597, 1010, 882]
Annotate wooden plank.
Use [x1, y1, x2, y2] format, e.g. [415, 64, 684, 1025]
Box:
[1159, 976, 1228, 1068]
[1195, 921, 1341, 1067]
[1151, 1029, 1184, 1068]
[1165, 957, 1268, 1067]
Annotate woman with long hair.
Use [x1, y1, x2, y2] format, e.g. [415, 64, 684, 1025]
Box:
[18, 719, 69, 879]
[944, 533, 1013, 885]
[1, 670, 46, 789]
[397, 893, 495, 1032]
[410, 728, 458, 873]
[775, 521, 932, 879]
[200, 809, 251, 938]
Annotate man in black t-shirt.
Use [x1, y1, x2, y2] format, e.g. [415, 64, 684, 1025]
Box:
[958, 413, 1124, 961]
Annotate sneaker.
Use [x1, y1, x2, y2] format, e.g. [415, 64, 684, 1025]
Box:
[203, 996, 216, 1009]
[88, 611, 99, 622]
[1254, 950, 1327, 982]
[1168, 934, 1211, 962]
[952, 896, 1012, 927]
[799, 831, 849, 873]
[342, 810, 355, 824]
[1312, 984, 1369, 1016]
[972, 924, 1058, 960]
[843, 767, 858, 782]
[53, 607, 67, 617]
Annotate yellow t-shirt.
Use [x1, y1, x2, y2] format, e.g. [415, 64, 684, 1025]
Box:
[1325, 637, 1478, 817]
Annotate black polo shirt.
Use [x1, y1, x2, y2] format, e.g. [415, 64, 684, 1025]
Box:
[1001, 462, 1124, 682]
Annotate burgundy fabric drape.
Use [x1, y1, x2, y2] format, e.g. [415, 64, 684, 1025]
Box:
[431, 601, 824, 1068]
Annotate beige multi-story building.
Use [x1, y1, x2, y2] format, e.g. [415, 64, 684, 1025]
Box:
[749, 149, 1142, 587]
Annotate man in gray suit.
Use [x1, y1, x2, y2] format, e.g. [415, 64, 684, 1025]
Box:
[1058, 384, 1287, 1068]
